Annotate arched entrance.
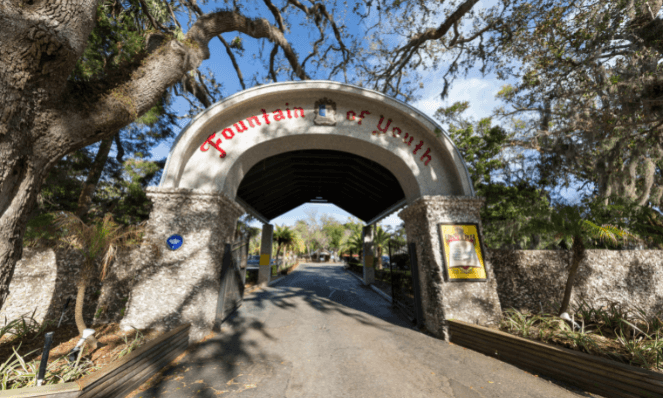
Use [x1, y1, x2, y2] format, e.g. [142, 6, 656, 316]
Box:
[120, 81, 502, 341]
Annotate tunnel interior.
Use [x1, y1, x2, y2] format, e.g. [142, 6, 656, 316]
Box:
[236, 150, 406, 222]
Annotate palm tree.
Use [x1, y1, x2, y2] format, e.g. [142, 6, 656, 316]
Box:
[273, 225, 296, 268]
[56, 212, 142, 348]
[528, 204, 637, 316]
[373, 225, 390, 270]
[340, 231, 363, 263]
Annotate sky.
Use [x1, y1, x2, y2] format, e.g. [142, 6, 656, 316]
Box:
[147, 0, 517, 231]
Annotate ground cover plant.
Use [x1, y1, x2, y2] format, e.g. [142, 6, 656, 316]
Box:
[0, 314, 162, 390]
[499, 300, 663, 372]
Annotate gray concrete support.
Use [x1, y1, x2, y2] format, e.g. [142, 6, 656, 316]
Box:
[399, 195, 502, 340]
[362, 225, 375, 285]
[258, 224, 274, 285]
[120, 188, 245, 342]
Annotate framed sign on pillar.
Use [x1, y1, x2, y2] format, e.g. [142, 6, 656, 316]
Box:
[438, 223, 488, 282]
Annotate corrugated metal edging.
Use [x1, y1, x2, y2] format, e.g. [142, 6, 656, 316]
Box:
[448, 319, 663, 398]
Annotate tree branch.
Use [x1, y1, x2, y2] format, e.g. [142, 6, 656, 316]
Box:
[49, 9, 308, 156]
[138, 0, 171, 32]
[218, 35, 247, 90]
[379, 0, 481, 90]
[269, 44, 279, 82]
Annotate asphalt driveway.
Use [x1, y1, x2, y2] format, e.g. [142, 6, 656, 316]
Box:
[129, 262, 601, 398]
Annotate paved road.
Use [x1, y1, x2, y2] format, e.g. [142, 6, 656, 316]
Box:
[132, 263, 600, 398]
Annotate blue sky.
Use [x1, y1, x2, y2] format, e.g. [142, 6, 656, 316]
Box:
[147, 0, 533, 230]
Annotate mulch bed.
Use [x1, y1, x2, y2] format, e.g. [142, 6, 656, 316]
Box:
[0, 322, 164, 382]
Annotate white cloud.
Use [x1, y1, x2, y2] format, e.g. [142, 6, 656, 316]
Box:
[413, 77, 504, 124]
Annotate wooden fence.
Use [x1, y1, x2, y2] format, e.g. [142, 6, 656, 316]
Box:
[448, 319, 663, 398]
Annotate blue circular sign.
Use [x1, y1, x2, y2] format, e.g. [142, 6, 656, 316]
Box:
[166, 234, 183, 251]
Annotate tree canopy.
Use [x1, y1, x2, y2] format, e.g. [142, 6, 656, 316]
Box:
[3, 0, 663, 312]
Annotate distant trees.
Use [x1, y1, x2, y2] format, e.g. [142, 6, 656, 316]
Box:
[435, 101, 551, 249]
[493, 0, 663, 210]
[273, 225, 297, 264]
[339, 231, 363, 264]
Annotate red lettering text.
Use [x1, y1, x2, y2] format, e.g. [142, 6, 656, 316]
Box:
[247, 115, 261, 128]
[358, 110, 370, 125]
[413, 140, 424, 155]
[292, 107, 305, 118]
[373, 116, 392, 135]
[234, 120, 248, 133]
[273, 109, 285, 121]
[261, 109, 271, 124]
[420, 148, 432, 165]
[221, 128, 234, 139]
[392, 127, 402, 137]
[200, 132, 226, 158]
[347, 110, 356, 121]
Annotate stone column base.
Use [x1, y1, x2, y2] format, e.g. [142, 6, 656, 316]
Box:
[399, 196, 502, 340]
[362, 225, 375, 285]
[120, 188, 245, 342]
[258, 224, 273, 286]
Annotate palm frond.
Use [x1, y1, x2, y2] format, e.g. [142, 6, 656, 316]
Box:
[582, 221, 638, 245]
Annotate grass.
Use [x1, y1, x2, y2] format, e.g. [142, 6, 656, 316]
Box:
[1, 311, 52, 343]
[116, 329, 145, 359]
[499, 300, 663, 371]
[1, 343, 100, 390]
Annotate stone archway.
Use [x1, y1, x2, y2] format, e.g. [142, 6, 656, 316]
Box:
[120, 81, 502, 341]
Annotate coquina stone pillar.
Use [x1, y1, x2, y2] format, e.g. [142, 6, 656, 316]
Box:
[120, 188, 245, 342]
[362, 225, 375, 285]
[399, 196, 502, 340]
[258, 224, 274, 285]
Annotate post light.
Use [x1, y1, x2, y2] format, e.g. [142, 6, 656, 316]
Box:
[36, 332, 54, 386]
[67, 328, 95, 363]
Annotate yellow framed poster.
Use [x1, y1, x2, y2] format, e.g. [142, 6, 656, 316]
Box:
[438, 223, 488, 282]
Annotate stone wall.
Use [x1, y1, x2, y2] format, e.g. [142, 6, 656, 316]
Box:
[489, 249, 663, 315]
[0, 247, 123, 328]
[5, 241, 661, 340]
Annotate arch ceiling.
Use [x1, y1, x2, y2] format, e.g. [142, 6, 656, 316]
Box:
[237, 149, 405, 222]
[159, 81, 474, 222]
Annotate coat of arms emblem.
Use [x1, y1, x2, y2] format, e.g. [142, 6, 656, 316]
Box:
[314, 98, 337, 126]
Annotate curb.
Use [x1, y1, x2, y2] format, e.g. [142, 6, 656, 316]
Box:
[245, 263, 300, 293]
[268, 276, 285, 286]
[344, 267, 393, 304]
[370, 284, 393, 304]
